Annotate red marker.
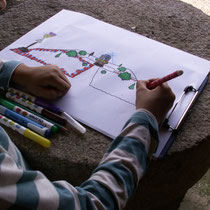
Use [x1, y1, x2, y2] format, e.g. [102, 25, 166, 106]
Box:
[147, 70, 183, 89]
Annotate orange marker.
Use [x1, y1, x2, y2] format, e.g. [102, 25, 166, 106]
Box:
[147, 70, 183, 89]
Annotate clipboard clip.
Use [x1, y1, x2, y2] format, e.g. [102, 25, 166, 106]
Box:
[162, 86, 198, 133]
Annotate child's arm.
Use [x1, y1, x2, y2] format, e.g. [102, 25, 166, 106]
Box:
[0, 80, 175, 209]
[0, 59, 21, 90]
[0, 108, 159, 210]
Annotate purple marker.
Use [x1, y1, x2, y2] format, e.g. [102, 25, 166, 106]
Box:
[33, 98, 62, 114]
[8, 88, 63, 114]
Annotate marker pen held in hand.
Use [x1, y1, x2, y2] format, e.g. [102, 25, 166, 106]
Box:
[147, 70, 183, 90]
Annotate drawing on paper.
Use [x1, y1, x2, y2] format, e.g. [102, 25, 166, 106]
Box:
[10, 32, 138, 105]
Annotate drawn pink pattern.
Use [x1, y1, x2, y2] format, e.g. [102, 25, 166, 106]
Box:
[10, 48, 94, 78]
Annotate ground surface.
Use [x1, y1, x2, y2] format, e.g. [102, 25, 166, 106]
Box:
[178, 1, 209, 209]
[180, 170, 210, 210]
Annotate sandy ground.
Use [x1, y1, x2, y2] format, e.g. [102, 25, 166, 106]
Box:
[180, 0, 210, 15]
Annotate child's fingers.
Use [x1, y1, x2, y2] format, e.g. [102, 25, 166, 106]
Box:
[47, 75, 71, 93]
[136, 80, 148, 90]
[50, 64, 70, 84]
[137, 79, 161, 90]
[41, 65, 71, 93]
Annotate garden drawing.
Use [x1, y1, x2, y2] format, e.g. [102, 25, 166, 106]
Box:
[10, 32, 138, 105]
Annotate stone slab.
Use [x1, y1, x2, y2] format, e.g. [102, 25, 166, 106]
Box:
[0, 1, 209, 209]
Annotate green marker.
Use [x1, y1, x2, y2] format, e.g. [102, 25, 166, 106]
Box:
[0, 98, 59, 133]
[10, 100, 67, 132]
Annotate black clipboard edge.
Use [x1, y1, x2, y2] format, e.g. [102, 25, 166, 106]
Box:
[157, 75, 209, 159]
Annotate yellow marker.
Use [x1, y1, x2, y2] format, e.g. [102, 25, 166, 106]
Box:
[24, 129, 51, 148]
[0, 114, 51, 148]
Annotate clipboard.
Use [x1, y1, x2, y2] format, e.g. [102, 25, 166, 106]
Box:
[154, 75, 209, 159]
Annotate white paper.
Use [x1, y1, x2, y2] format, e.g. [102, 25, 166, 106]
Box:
[0, 10, 209, 157]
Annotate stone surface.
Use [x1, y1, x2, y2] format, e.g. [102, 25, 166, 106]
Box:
[0, 0, 209, 209]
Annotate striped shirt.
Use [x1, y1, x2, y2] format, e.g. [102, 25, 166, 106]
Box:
[0, 59, 21, 91]
[0, 60, 159, 209]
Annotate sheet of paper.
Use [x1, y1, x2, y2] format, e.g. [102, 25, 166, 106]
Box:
[0, 10, 209, 157]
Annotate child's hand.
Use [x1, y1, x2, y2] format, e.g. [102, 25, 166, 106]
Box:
[11, 64, 71, 100]
[136, 80, 175, 125]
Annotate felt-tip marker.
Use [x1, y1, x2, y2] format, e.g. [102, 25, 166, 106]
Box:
[5, 92, 67, 125]
[0, 114, 51, 148]
[62, 112, 86, 134]
[0, 98, 59, 133]
[0, 104, 51, 137]
[5, 89, 85, 133]
[147, 70, 184, 90]
[6, 100, 68, 132]
[8, 88, 63, 114]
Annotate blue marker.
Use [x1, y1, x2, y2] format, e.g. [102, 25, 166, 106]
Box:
[0, 105, 51, 137]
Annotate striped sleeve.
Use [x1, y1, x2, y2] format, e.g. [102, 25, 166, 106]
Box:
[0, 109, 159, 210]
[0, 59, 21, 90]
[81, 109, 159, 209]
